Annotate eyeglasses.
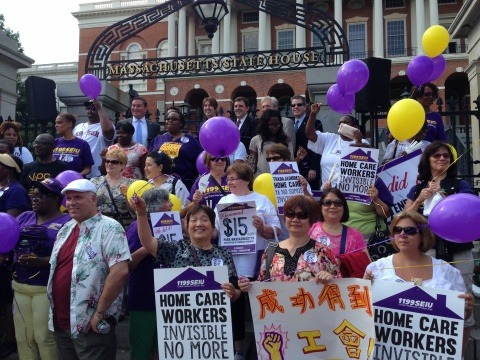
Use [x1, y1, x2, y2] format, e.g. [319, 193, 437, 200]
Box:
[211, 157, 227, 162]
[291, 103, 304, 108]
[30, 194, 56, 201]
[284, 210, 309, 220]
[165, 117, 180, 122]
[392, 226, 419, 236]
[266, 156, 282, 162]
[423, 92, 438, 99]
[321, 199, 344, 208]
[227, 177, 239, 182]
[105, 159, 122, 165]
[431, 153, 450, 159]
[268, 124, 280, 129]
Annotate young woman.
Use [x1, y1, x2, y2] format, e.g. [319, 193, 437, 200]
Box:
[0, 122, 33, 165]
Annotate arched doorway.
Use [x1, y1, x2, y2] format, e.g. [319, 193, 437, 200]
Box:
[445, 72, 470, 106]
[268, 83, 294, 115]
[185, 88, 208, 120]
[231, 86, 257, 117]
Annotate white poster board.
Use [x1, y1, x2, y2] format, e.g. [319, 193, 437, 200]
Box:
[217, 201, 257, 254]
[150, 211, 183, 242]
[269, 161, 303, 214]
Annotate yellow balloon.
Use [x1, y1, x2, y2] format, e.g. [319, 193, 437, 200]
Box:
[253, 173, 277, 208]
[169, 194, 182, 211]
[127, 180, 153, 202]
[422, 25, 450, 58]
[387, 99, 425, 141]
[446, 144, 458, 162]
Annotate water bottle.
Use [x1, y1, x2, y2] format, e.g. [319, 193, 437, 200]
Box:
[17, 240, 31, 256]
[97, 319, 111, 334]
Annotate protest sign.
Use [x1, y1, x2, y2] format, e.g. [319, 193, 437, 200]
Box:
[216, 201, 257, 254]
[338, 147, 379, 204]
[154, 266, 234, 360]
[248, 278, 375, 359]
[150, 211, 183, 243]
[371, 279, 464, 360]
[269, 161, 303, 214]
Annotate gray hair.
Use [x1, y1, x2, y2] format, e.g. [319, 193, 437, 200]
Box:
[261, 96, 279, 109]
[142, 188, 170, 213]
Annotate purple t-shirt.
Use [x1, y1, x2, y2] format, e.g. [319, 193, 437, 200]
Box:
[54, 137, 95, 174]
[425, 112, 446, 142]
[14, 211, 71, 286]
[126, 220, 161, 311]
[150, 133, 203, 190]
[188, 174, 230, 210]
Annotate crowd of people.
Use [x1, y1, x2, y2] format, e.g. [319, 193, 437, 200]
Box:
[0, 89, 477, 360]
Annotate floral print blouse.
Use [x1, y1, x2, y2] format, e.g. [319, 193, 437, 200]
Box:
[257, 239, 341, 282]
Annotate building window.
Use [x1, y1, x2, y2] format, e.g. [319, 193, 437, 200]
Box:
[348, 23, 366, 59]
[157, 40, 168, 58]
[386, 20, 406, 57]
[243, 32, 258, 52]
[277, 29, 294, 50]
[312, 32, 322, 48]
[127, 43, 142, 60]
[242, 11, 259, 23]
[385, 0, 405, 8]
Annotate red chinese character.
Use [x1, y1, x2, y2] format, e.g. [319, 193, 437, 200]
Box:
[256, 289, 285, 319]
[318, 284, 345, 310]
[347, 285, 372, 316]
[290, 287, 315, 314]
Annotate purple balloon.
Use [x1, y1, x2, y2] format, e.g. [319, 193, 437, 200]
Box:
[428, 55, 446, 82]
[337, 60, 370, 94]
[0, 213, 20, 253]
[407, 55, 434, 86]
[428, 193, 480, 243]
[199, 117, 240, 157]
[55, 170, 83, 188]
[326, 84, 355, 114]
[196, 151, 210, 175]
[79, 74, 102, 99]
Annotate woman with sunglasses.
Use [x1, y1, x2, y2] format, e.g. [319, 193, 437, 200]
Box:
[91, 148, 135, 227]
[249, 109, 292, 176]
[181, 152, 231, 218]
[10, 178, 70, 360]
[149, 108, 203, 191]
[411, 83, 446, 142]
[309, 189, 366, 259]
[364, 211, 474, 357]
[238, 194, 340, 285]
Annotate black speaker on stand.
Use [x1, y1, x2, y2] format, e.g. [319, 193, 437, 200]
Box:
[355, 57, 392, 113]
[25, 76, 58, 122]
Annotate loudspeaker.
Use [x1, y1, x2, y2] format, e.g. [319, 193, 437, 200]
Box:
[355, 57, 392, 112]
[25, 76, 57, 121]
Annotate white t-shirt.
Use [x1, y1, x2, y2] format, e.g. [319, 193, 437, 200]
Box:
[228, 142, 247, 163]
[73, 122, 115, 178]
[14, 146, 34, 165]
[366, 255, 466, 292]
[307, 132, 369, 184]
[215, 192, 280, 278]
[155, 175, 191, 207]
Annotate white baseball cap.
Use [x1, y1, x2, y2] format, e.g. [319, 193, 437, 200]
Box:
[61, 179, 97, 194]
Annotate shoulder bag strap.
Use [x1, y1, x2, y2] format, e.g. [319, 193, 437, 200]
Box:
[339, 225, 348, 255]
[171, 177, 178, 196]
[209, 176, 228, 196]
[190, 244, 202, 266]
[104, 180, 123, 222]
[264, 242, 278, 281]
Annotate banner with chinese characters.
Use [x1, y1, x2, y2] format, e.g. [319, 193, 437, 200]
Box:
[376, 149, 423, 221]
[150, 211, 183, 242]
[248, 278, 375, 359]
[269, 161, 303, 215]
[154, 266, 234, 360]
[371, 280, 464, 359]
[338, 147, 379, 204]
[217, 201, 257, 254]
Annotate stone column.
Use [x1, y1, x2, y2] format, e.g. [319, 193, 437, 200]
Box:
[167, 13, 176, 57]
[178, 8, 187, 56]
[416, 0, 425, 54]
[373, 0, 384, 57]
[296, 0, 306, 48]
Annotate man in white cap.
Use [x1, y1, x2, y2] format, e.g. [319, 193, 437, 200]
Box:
[47, 179, 130, 359]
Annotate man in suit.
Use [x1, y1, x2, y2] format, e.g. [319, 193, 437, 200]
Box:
[260, 96, 296, 153]
[126, 97, 160, 149]
[234, 97, 257, 151]
[291, 95, 323, 190]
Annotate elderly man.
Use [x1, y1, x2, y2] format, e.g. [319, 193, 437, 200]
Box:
[47, 179, 130, 360]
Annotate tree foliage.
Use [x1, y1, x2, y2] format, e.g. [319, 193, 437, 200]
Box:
[0, 14, 24, 52]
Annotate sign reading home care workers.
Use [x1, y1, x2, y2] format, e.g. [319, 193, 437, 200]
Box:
[154, 266, 234, 360]
[338, 147, 379, 204]
[372, 280, 464, 359]
[269, 161, 303, 215]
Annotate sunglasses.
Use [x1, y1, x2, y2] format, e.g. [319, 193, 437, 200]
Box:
[321, 199, 343, 207]
[291, 103, 304, 108]
[392, 226, 419, 235]
[431, 153, 450, 159]
[266, 156, 282, 162]
[105, 159, 122, 165]
[284, 210, 309, 220]
[211, 157, 227, 162]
